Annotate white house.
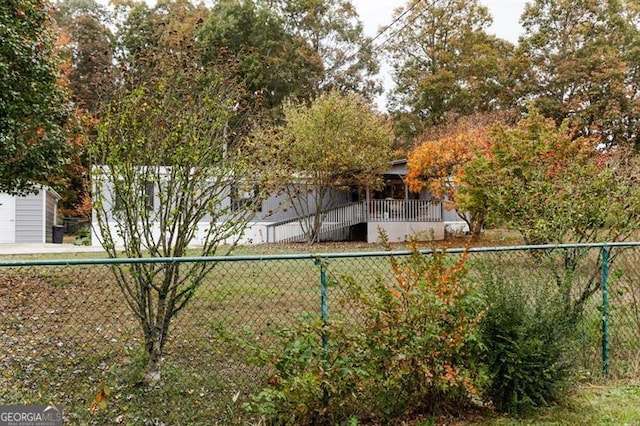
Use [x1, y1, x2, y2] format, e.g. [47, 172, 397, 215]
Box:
[0, 187, 61, 244]
[91, 160, 469, 247]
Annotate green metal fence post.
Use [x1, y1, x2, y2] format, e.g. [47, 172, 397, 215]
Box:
[315, 258, 329, 404]
[319, 260, 329, 353]
[601, 245, 610, 377]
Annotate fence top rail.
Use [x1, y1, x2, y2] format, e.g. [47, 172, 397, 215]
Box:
[0, 241, 637, 267]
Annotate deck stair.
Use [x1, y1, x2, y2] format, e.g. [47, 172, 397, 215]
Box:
[264, 200, 442, 243]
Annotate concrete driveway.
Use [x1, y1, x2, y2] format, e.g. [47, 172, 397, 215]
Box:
[0, 243, 106, 256]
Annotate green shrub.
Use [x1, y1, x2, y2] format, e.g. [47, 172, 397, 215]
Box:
[348, 245, 486, 420]
[73, 227, 91, 246]
[235, 319, 367, 425]
[479, 273, 576, 414]
[236, 242, 487, 424]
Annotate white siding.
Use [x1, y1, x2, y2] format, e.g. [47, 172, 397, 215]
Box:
[0, 194, 16, 243]
[254, 186, 351, 223]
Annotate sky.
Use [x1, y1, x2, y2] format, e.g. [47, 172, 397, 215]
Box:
[353, 0, 528, 44]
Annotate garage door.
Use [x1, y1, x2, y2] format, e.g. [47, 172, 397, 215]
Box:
[0, 194, 16, 243]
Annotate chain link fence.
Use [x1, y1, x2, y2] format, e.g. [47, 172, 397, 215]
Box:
[1, 243, 639, 423]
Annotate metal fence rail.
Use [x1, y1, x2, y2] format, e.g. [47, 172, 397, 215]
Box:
[1, 242, 639, 423]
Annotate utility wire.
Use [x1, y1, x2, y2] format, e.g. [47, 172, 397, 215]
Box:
[367, 0, 422, 49]
[370, 3, 432, 53]
[342, 0, 428, 66]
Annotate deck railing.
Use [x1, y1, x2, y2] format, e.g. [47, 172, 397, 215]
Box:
[367, 199, 442, 222]
[265, 200, 443, 243]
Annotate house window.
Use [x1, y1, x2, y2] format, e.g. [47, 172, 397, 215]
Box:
[114, 182, 154, 211]
[231, 184, 261, 212]
[144, 182, 154, 210]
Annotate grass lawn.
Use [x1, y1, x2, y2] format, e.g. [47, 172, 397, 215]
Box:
[468, 381, 640, 425]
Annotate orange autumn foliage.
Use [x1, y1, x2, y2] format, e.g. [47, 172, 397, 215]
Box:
[55, 29, 73, 87]
[407, 129, 493, 238]
[406, 128, 492, 201]
[368, 239, 484, 408]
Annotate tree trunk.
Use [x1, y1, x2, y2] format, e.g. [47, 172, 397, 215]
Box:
[143, 292, 171, 386]
[309, 211, 322, 244]
[468, 211, 485, 241]
[144, 331, 163, 385]
[470, 221, 483, 240]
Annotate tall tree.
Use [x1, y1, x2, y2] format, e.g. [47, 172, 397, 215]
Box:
[198, 0, 323, 111]
[519, 0, 640, 149]
[0, 0, 70, 194]
[385, 0, 520, 143]
[53, 0, 118, 215]
[469, 109, 640, 318]
[477, 109, 640, 247]
[256, 90, 393, 244]
[115, 0, 209, 83]
[272, 0, 380, 98]
[54, 0, 117, 115]
[116, 0, 267, 151]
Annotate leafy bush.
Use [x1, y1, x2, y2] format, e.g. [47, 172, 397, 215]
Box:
[229, 319, 367, 425]
[348, 245, 486, 420]
[73, 227, 91, 246]
[236, 241, 487, 424]
[479, 273, 576, 414]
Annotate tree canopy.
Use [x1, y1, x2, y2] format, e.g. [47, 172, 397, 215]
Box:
[461, 109, 640, 246]
[455, 109, 640, 318]
[385, 0, 519, 143]
[198, 0, 322, 111]
[406, 124, 492, 237]
[257, 90, 394, 243]
[273, 0, 380, 98]
[55, 0, 117, 115]
[53, 0, 118, 215]
[519, 0, 640, 149]
[1, 0, 70, 194]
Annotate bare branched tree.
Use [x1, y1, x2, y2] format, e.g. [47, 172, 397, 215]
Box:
[90, 49, 258, 384]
